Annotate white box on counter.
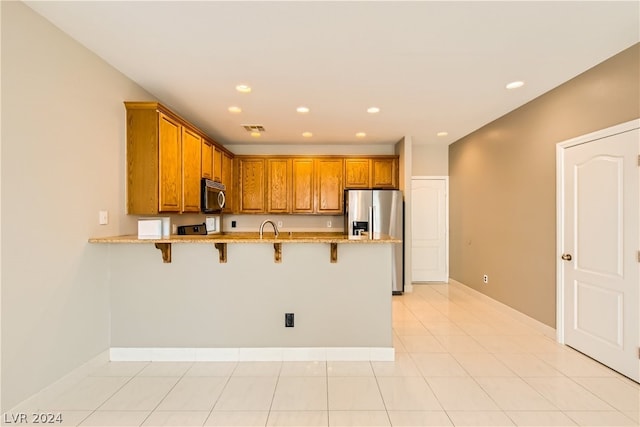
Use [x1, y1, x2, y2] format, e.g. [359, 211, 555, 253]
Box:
[138, 217, 170, 239]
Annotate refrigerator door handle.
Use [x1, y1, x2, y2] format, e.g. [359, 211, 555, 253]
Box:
[368, 206, 374, 239]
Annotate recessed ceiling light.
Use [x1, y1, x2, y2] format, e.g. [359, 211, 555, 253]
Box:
[236, 84, 252, 93]
[367, 107, 380, 114]
[227, 106, 242, 113]
[250, 131, 261, 138]
[296, 106, 310, 114]
[355, 132, 367, 138]
[437, 131, 448, 137]
[506, 81, 524, 90]
[302, 132, 313, 138]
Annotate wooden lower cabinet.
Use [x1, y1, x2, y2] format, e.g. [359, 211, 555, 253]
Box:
[238, 158, 266, 213]
[292, 158, 315, 213]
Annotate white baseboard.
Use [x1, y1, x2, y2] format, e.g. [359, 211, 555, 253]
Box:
[110, 347, 395, 362]
[448, 279, 557, 339]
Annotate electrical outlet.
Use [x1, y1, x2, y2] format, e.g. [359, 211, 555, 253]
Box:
[277, 221, 283, 227]
[326, 220, 332, 228]
[231, 220, 237, 228]
[285, 313, 294, 327]
[483, 274, 489, 284]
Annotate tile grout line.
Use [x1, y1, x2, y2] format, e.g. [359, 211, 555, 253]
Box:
[370, 360, 393, 427]
[201, 362, 237, 427]
[402, 294, 455, 427]
[263, 362, 284, 427]
[136, 362, 193, 427]
[325, 361, 330, 427]
[74, 362, 149, 427]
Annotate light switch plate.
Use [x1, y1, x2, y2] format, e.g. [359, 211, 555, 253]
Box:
[99, 210, 108, 225]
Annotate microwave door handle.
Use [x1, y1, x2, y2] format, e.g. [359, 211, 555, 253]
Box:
[218, 191, 226, 209]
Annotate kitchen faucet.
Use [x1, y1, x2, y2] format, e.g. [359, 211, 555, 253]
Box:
[259, 219, 279, 238]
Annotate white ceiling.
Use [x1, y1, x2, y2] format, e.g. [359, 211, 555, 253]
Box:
[25, 1, 640, 146]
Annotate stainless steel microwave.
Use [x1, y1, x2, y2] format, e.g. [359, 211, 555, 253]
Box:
[201, 179, 226, 213]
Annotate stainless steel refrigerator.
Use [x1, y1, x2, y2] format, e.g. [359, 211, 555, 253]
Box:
[344, 189, 404, 294]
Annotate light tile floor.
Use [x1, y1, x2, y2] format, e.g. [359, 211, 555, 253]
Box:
[5, 283, 639, 426]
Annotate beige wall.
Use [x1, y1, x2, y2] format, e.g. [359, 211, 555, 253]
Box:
[449, 43, 640, 327]
[412, 144, 448, 176]
[1, 2, 152, 410]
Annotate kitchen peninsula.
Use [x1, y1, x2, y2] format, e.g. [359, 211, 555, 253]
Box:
[90, 232, 399, 362]
[89, 101, 402, 362]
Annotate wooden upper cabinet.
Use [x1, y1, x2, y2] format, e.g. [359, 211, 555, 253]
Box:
[232, 155, 398, 215]
[213, 147, 223, 182]
[315, 158, 343, 214]
[267, 158, 291, 213]
[126, 102, 231, 215]
[157, 113, 182, 213]
[344, 158, 371, 188]
[292, 158, 315, 213]
[371, 157, 398, 188]
[238, 158, 265, 213]
[181, 127, 202, 212]
[201, 140, 213, 179]
[221, 152, 234, 213]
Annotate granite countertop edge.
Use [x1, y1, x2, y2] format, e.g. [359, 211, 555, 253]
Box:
[89, 233, 401, 244]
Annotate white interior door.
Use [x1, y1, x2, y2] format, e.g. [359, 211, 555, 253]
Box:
[559, 122, 639, 382]
[411, 177, 448, 282]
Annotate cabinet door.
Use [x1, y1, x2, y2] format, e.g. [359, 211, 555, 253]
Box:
[292, 158, 314, 213]
[344, 158, 370, 188]
[238, 158, 265, 213]
[201, 140, 213, 179]
[213, 147, 223, 182]
[267, 158, 291, 213]
[182, 127, 202, 212]
[222, 152, 233, 213]
[371, 157, 398, 188]
[316, 158, 343, 214]
[158, 113, 182, 212]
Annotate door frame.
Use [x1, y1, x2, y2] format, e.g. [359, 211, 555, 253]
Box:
[411, 176, 449, 283]
[556, 119, 640, 344]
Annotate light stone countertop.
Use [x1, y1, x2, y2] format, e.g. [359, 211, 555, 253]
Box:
[89, 232, 401, 244]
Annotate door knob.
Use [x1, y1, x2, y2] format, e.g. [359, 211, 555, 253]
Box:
[561, 253, 572, 261]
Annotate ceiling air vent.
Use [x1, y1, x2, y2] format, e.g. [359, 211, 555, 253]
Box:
[242, 124, 266, 133]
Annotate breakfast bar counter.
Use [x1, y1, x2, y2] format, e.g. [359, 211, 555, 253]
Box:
[89, 232, 400, 244]
[89, 231, 397, 362]
[90, 232, 400, 263]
